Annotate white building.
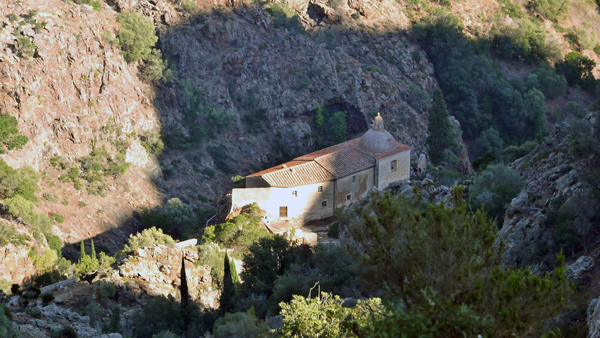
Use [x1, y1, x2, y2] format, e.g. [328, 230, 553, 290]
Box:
[231, 114, 411, 225]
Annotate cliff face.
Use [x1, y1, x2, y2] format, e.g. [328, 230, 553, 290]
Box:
[0, 0, 437, 283]
[500, 113, 600, 269]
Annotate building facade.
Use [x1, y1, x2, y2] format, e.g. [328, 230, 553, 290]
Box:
[231, 114, 411, 225]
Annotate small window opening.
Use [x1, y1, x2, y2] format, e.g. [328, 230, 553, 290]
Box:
[391, 160, 397, 172]
[292, 191, 297, 197]
[279, 206, 288, 217]
[318, 186, 323, 192]
[352, 176, 356, 183]
[346, 194, 351, 201]
[322, 200, 327, 207]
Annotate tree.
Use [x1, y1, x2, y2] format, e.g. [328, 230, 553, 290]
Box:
[180, 257, 191, 332]
[469, 164, 524, 225]
[556, 51, 596, 88]
[336, 189, 573, 336]
[472, 128, 504, 160]
[241, 235, 294, 297]
[116, 12, 158, 63]
[426, 88, 459, 165]
[220, 254, 235, 315]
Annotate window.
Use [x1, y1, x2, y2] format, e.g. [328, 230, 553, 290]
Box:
[346, 194, 351, 201]
[292, 190, 297, 197]
[391, 160, 397, 172]
[352, 176, 356, 183]
[279, 206, 288, 217]
[318, 186, 323, 192]
[322, 200, 327, 207]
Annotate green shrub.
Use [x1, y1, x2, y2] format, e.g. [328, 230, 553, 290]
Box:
[28, 247, 58, 274]
[116, 12, 158, 63]
[41, 292, 55, 306]
[0, 303, 19, 337]
[556, 51, 597, 89]
[338, 189, 573, 336]
[202, 204, 270, 251]
[197, 242, 226, 281]
[7, 13, 17, 22]
[241, 235, 294, 297]
[469, 164, 524, 226]
[78, 201, 87, 207]
[44, 232, 62, 255]
[498, 0, 524, 18]
[0, 159, 38, 201]
[139, 132, 164, 154]
[49, 213, 65, 224]
[51, 325, 78, 338]
[79, 0, 102, 11]
[504, 141, 538, 161]
[527, 61, 567, 99]
[207, 145, 233, 174]
[213, 312, 268, 337]
[0, 222, 28, 247]
[3, 195, 51, 228]
[265, 3, 305, 33]
[123, 227, 175, 252]
[0, 114, 28, 153]
[74, 241, 99, 278]
[16, 36, 35, 58]
[183, 0, 198, 13]
[140, 209, 171, 232]
[99, 283, 117, 301]
[528, 0, 570, 21]
[565, 27, 597, 51]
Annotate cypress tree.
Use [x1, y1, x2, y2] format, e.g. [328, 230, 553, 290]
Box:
[91, 240, 97, 260]
[426, 88, 459, 165]
[220, 254, 235, 314]
[180, 257, 190, 331]
[80, 241, 86, 259]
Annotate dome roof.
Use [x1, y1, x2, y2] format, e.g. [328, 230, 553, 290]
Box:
[357, 113, 398, 153]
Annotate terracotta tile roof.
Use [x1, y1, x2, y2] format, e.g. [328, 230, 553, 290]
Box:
[246, 137, 411, 187]
[315, 147, 374, 178]
[258, 161, 336, 187]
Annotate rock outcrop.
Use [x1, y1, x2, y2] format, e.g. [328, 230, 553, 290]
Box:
[500, 113, 600, 268]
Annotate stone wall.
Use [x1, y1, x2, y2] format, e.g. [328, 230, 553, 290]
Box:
[378, 150, 411, 190]
[335, 167, 374, 207]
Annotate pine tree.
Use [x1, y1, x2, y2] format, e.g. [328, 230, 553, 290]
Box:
[220, 254, 235, 314]
[426, 88, 459, 165]
[80, 241, 86, 260]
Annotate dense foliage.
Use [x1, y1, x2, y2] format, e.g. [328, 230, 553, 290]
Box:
[426, 88, 460, 166]
[333, 189, 572, 336]
[0, 114, 28, 153]
[116, 12, 158, 63]
[414, 11, 553, 147]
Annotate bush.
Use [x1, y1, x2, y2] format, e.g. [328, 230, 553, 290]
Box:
[140, 209, 171, 232]
[49, 213, 65, 224]
[44, 232, 62, 256]
[0, 222, 28, 247]
[202, 204, 270, 251]
[338, 189, 573, 336]
[241, 235, 294, 297]
[528, 0, 570, 21]
[213, 312, 268, 338]
[133, 294, 213, 337]
[556, 51, 597, 89]
[0, 303, 20, 337]
[28, 247, 58, 274]
[527, 61, 567, 99]
[504, 141, 538, 161]
[116, 12, 158, 63]
[265, 3, 305, 33]
[197, 242, 226, 281]
[16, 36, 35, 58]
[99, 283, 117, 301]
[0, 159, 39, 201]
[123, 227, 175, 252]
[469, 164, 524, 226]
[42, 292, 55, 306]
[3, 195, 52, 228]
